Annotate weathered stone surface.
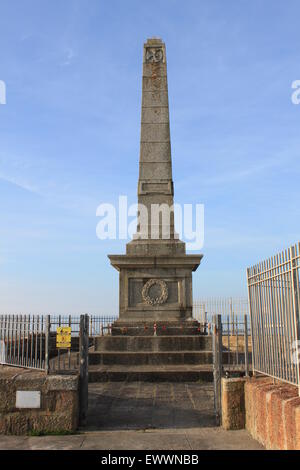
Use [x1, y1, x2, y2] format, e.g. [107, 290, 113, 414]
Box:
[139, 162, 172, 179]
[0, 367, 79, 435]
[87, 382, 216, 431]
[88, 365, 213, 383]
[108, 37, 202, 323]
[46, 375, 79, 391]
[94, 335, 213, 351]
[142, 76, 168, 92]
[221, 378, 245, 430]
[143, 63, 167, 78]
[139, 142, 171, 162]
[88, 351, 214, 366]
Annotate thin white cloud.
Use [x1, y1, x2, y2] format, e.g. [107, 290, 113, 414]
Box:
[0, 172, 38, 194]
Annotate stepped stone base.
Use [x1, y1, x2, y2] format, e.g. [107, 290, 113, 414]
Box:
[94, 335, 212, 351]
[89, 319, 215, 382]
[88, 365, 213, 383]
[89, 350, 215, 366]
[111, 320, 205, 336]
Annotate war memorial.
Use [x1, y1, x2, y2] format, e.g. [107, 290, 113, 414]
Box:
[109, 38, 203, 326]
[88, 39, 211, 383]
[0, 35, 298, 454]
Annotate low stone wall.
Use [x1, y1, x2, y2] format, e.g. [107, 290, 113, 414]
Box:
[0, 366, 79, 435]
[245, 377, 300, 450]
[221, 378, 245, 430]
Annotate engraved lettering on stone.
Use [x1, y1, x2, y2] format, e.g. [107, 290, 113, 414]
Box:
[145, 47, 163, 63]
[142, 279, 168, 306]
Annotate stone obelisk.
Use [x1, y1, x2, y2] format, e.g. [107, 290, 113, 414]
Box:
[109, 38, 203, 325]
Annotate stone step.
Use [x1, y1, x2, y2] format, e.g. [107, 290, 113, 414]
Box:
[111, 320, 205, 336]
[94, 335, 212, 352]
[112, 326, 205, 336]
[88, 365, 213, 383]
[89, 350, 217, 366]
[89, 350, 247, 366]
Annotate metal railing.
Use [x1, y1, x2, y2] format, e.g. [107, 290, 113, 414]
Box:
[0, 301, 252, 374]
[89, 315, 117, 336]
[193, 297, 248, 324]
[0, 314, 118, 372]
[48, 315, 80, 372]
[247, 242, 300, 395]
[212, 314, 251, 425]
[0, 315, 48, 370]
[221, 315, 250, 373]
[49, 315, 117, 337]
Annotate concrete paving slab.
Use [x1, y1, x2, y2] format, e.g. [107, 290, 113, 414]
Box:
[27, 435, 85, 450]
[0, 436, 30, 450]
[80, 430, 192, 450]
[0, 428, 264, 450]
[87, 382, 216, 431]
[184, 427, 264, 450]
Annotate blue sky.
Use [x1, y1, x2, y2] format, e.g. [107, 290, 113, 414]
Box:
[0, 0, 300, 314]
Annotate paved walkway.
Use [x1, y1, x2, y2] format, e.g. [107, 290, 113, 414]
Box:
[0, 382, 263, 450]
[0, 427, 263, 450]
[87, 382, 216, 430]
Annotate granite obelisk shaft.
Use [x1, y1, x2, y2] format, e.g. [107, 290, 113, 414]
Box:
[127, 38, 185, 256]
[108, 38, 202, 322]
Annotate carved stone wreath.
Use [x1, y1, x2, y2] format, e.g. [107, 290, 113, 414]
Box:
[142, 279, 168, 306]
[145, 47, 164, 63]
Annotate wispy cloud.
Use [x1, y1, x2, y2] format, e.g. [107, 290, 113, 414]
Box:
[0, 173, 38, 194]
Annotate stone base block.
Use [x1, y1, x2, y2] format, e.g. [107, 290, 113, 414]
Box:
[221, 377, 245, 430]
[0, 367, 79, 435]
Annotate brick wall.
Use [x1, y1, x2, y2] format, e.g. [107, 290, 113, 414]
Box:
[245, 377, 300, 450]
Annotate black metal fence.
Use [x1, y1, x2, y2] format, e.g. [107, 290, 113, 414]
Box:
[0, 315, 48, 370]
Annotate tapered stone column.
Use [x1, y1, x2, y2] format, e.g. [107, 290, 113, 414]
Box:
[108, 38, 203, 324]
[127, 38, 184, 255]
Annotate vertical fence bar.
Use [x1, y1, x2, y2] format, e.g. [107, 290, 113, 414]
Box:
[45, 315, 50, 374]
[227, 314, 230, 368]
[8, 315, 12, 363]
[212, 314, 222, 426]
[290, 245, 300, 395]
[235, 317, 238, 366]
[79, 314, 89, 426]
[244, 314, 249, 377]
[68, 315, 71, 369]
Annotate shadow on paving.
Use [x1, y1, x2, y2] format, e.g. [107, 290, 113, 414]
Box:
[86, 382, 216, 431]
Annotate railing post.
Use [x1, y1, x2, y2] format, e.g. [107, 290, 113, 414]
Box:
[247, 267, 256, 377]
[213, 314, 222, 426]
[244, 314, 249, 377]
[79, 314, 89, 426]
[45, 315, 50, 374]
[290, 245, 300, 396]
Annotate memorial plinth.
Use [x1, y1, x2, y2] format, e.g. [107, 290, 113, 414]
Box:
[108, 38, 203, 327]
